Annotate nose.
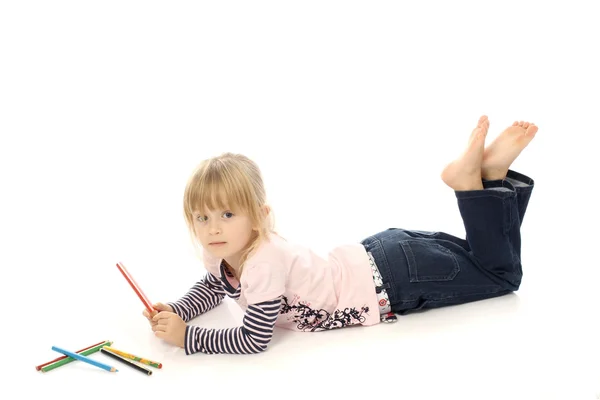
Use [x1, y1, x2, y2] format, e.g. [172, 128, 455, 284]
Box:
[208, 219, 222, 235]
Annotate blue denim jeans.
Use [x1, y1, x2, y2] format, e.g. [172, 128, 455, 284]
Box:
[360, 169, 534, 315]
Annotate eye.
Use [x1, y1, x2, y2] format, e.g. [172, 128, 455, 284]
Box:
[223, 212, 234, 219]
[196, 215, 207, 222]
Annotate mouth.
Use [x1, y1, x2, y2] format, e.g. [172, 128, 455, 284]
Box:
[209, 242, 227, 246]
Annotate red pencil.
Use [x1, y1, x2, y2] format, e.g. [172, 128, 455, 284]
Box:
[35, 340, 107, 371]
[116, 262, 155, 314]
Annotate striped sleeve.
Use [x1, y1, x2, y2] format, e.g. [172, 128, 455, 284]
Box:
[167, 272, 226, 323]
[184, 296, 282, 355]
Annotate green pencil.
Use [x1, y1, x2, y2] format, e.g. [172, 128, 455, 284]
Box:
[41, 341, 113, 373]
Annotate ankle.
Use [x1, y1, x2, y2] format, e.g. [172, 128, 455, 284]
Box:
[453, 181, 484, 191]
[481, 168, 507, 181]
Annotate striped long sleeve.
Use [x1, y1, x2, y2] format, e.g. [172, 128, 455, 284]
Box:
[184, 296, 282, 355]
[168, 272, 226, 322]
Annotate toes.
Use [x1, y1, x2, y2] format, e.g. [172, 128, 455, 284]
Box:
[475, 127, 486, 141]
[482, 119, 490, 134]
[525, 124, 538, 136]
[472, 116, 490, 141]
[477, 115, 488, 128]
[513, 121, 519, 126]
[523, 121, 530, 129]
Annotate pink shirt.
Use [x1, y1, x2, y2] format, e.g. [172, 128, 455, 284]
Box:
[202, 233, 381, 331]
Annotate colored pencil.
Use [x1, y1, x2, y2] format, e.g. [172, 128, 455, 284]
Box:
[116, 262, 155, 314]
[51, 345, 118, 372]
[103, 346, 162, 369]
[100, 348, 152, 375]
[41, 341, 113, 373]
[36, 340, 106, 371]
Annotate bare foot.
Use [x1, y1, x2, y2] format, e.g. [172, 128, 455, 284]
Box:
[441, 115, 489, 191]
[481, 120, 538, 180]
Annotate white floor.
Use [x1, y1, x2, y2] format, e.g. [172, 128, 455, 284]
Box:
[21, 239, 600, 399]
[3, 1, 599, 399]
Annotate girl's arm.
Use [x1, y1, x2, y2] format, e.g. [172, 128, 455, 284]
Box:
[167, 272, 226, 322]
[183, 296, 282, 355]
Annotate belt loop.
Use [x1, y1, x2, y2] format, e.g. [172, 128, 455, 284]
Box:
[376, 282, 390, 293]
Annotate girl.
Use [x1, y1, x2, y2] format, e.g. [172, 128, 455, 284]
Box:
[144, 115, 538, 356]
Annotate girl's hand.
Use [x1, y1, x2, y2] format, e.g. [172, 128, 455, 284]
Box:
[142, 302, 174, 327]
[152, 311, 186, 348]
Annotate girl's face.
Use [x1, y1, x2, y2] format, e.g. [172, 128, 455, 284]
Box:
[192, 206, 255, 270]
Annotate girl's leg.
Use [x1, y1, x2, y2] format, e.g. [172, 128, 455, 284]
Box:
[443, 118, 538, 289]
[361, 171, 533, 315]
[456, 170, 534, 290]
[360, 117, 538, 314]
[481, 120, 538, 226]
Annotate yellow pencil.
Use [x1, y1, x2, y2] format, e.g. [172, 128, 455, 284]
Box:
[103, 347, 162, 369]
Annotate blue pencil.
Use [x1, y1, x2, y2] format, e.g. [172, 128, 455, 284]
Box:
[51, 346, 118, 372]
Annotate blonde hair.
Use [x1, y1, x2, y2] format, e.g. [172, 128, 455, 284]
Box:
[183, 152, 276, 278]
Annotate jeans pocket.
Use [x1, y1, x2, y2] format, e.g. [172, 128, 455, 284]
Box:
[399, 240, 460, 282]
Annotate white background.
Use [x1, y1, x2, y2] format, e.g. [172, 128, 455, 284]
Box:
[1, 1, 598, 399]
